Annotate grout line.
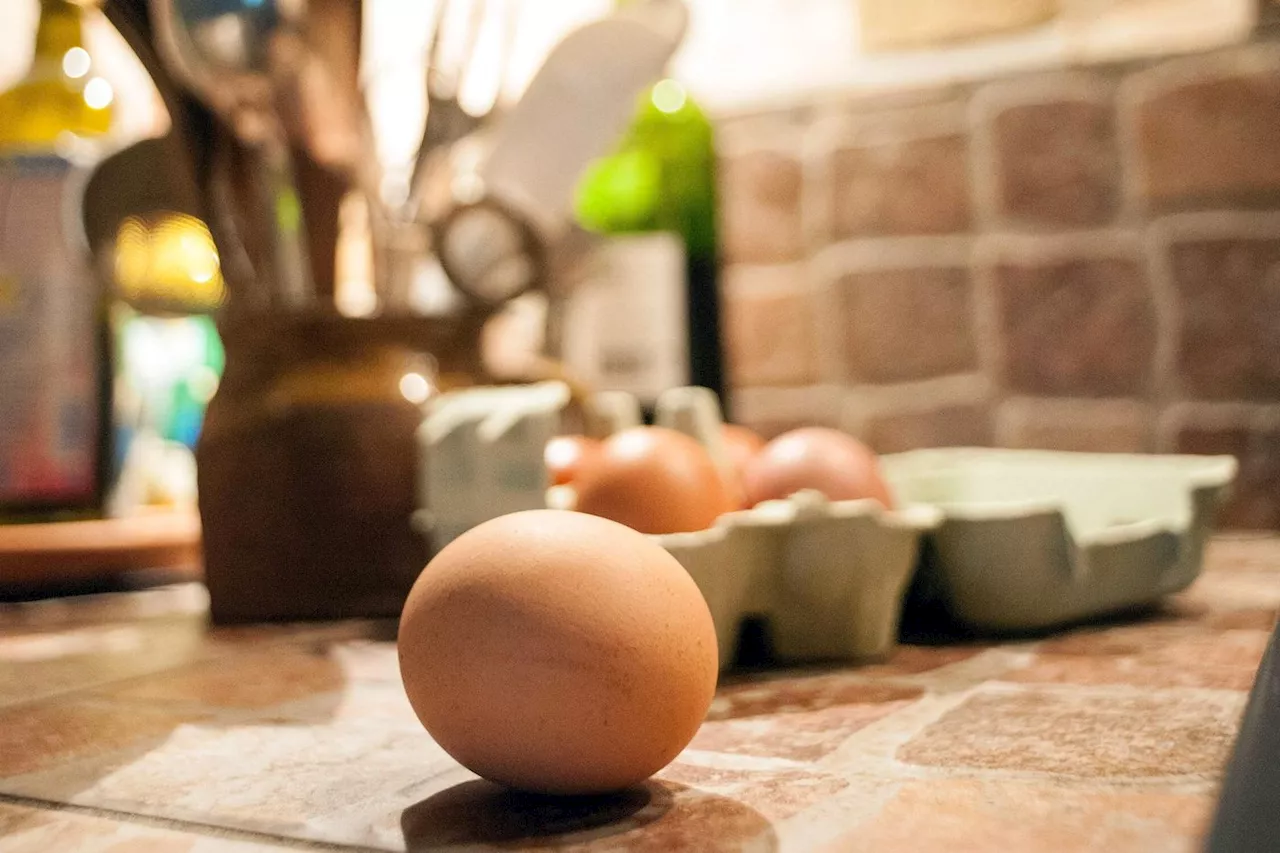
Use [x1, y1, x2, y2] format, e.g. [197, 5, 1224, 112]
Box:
[1143, 218, 1182, 415]
[0, 624, 389, 716]
[966, 77, 1001, 234]
[972, 227, 1146, 259]
[722, 262, 814, 298]
[813, 235, 973, 273]
[969, 240, 1007, 420]
[0, 792, 387, 852]
[1112, 54, 1150, 227]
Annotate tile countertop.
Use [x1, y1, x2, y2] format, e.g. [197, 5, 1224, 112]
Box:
[1, 537, 1278, 852]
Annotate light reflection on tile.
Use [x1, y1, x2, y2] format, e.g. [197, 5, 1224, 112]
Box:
[0, 801, 305, 852]
[0, 537, 1271, 852]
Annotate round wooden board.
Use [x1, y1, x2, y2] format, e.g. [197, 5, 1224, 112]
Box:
[0, 512, 202, 585]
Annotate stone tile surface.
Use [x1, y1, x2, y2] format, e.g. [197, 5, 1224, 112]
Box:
[993, 253, 1155, 396]
[1, 537, 1276, 851]
[1167, 234, 1280, 401]
[0, 801, 298, 852]
[829, 778, 1213, 853]
[95, 645, 355, 710]
[8, 716, 454, 848]
[897, 687, 1243, 778]
[831, 133, 971, 237]
[1007, 622, 1269, 690]
[0, 618, 206, 708]
[693, 678, 922, 761]
[658, 764, 850, 823]
[835, 266, 978, 383]
[989, 95, 1120, 227]
[0, 700, 206, 780]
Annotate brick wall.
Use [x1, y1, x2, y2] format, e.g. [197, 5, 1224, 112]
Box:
[716, 39, 1280, 529]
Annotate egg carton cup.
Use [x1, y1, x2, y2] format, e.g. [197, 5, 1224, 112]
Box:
[654, 492, 940, 669]
[881, 448, 1238, 633]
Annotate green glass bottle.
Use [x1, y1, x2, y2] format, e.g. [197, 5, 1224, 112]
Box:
[0, 0, 115, 519]
[570, 60, 726, 416]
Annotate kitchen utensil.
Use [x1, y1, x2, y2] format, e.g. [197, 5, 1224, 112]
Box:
[405, 0, 514, 220]
[79, 136, 202, 260]
[477, 0, 688, 227]
[431, 194, 544, 307]
[427, 0, 688, 309]
[78, 135, 243, 317]
[148, 0, 314, 310]
[279, 0, 392, 301]
[101, 0, 257, 307]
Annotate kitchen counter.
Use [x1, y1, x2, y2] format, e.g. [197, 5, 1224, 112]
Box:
[1, 536, 1277, 852]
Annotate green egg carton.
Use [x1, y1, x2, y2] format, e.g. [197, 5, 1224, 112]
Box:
[880, 448, 1238, 634]
[653, 493, 940, 670]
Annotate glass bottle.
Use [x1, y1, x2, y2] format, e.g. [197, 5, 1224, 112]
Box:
[569, 31, 726, 418]
[0, 0, 115, 519]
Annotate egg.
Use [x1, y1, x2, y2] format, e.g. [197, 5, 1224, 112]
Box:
[575, 427, 731, 535]
[398, 509, 719, 794]
[544, 435, 601, 486]
[720, 424, 766, 507]
[742, 427, 895, 509]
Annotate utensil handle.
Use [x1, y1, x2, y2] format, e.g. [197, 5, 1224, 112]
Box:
[255, 146, 314, 311]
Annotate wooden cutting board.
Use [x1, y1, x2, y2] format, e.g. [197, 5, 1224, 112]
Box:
[0, 511, 202, 585]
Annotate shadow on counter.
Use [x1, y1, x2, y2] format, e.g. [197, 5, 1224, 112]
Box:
[401, 778, 778, 851]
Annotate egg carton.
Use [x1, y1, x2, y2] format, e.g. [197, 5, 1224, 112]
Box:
[414, 382, 572, 548]
[416, 383, 940, 667]
[656, 493, 940, 668]
[882, 447, 1238, 633]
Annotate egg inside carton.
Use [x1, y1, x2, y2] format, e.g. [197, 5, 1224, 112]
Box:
[416, 383, 941, 669]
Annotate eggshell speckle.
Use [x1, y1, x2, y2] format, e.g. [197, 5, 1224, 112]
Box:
[398, 509, 719, 795]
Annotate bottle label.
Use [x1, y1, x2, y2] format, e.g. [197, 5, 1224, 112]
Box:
[562, 233, 689, 404]
[0, 154, 100, 506]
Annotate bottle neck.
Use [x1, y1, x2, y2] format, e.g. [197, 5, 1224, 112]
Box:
[33, 0, 87, 66]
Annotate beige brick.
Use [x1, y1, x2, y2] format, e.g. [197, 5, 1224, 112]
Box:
[836, 264, 978, 383]
[997, 398, 1153, 452]
[831, 133, 972, 238]
[719, 148, 805, 264]
[725, 288, 819, 387]
[986, 93, 1119, 226]
[1165, 232, 1280, 401]
[991, 249, 1155, 396]
[1131, 49, 1280, 205]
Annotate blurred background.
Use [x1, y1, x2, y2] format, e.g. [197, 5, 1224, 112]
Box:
[1, 0, 1277, 559]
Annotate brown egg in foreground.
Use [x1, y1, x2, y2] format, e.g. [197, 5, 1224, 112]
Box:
[398, 510, 719, 795]
[544, 434, 601, 486]
[742, 427, 895, 509]
[575, 426, 732, 535]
